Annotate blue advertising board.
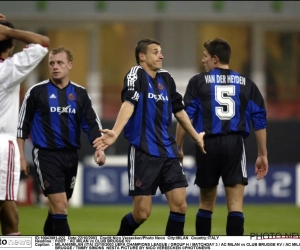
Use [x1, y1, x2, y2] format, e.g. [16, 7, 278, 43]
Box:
[83, 165, 297, 205]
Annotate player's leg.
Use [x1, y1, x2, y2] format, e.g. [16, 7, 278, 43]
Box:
[32, 147, 53, 235]
[225, 184, 245, 235]
[0, 138, 21, 235]
[47, 193, 69, 236]
[117, 145, 157, 236]
[221, 134, 247, 236]
[32, 148, 72, 235]
[117, 195, 152, 236]
[61, 150, 79, 236]
[161, 158, 188, 236]
[197, 187, 217, 236]
[165, 187, 187, 236]
[194, 138, 220, 236]
[0, 201, 20, 235]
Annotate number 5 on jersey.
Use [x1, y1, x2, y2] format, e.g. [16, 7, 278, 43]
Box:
[215, 85, 235, 120]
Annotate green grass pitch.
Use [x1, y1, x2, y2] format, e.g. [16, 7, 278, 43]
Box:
[18, 204, 300, 235]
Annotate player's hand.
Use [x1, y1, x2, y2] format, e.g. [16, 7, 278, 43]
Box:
[0, 24, 10, 41]
[0, 13, 6, 20]
[178, 149, 184, 165]
[94, 149, 106, 166]
[255, 155, 268, 180]
[20, 157, 29, 178]
[195, 132, 206, 154]
[93, 129, 118, 150]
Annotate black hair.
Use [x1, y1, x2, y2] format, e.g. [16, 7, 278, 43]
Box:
[204, 38, 231, 64]
[135, 38, 161, 64]
[0, 20, 15, 54]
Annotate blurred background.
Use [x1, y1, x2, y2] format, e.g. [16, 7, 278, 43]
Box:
[3, 1, 300, 235]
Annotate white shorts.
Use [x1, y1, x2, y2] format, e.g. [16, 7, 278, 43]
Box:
[0, 135, 20, 201]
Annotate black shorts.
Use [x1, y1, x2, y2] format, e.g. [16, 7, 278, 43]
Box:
[127, 145, 188, 196]
[194, 134, 248, 188]
[32, 147, 79, 199]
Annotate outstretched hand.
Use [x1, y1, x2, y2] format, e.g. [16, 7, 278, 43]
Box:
[255, 155, 268, 180]
[93, 129, 118, 151]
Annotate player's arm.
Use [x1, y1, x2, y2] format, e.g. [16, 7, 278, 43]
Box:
[254, 128, 268, 180]
[109, 101, 134, 137]
[93, 66, 141, 150]
[174, 110, 205, 153]
[170, 76, 205, 154]
[81, 90, 106, 165]
[81, 89, 102, 143]
[17, 88, 37, 177]
[0, 23, 49, 45]
[173, 75, 205, 154]
[175, 75, 198, 149]
[17, 138, 29, 177]
[17, 88, 37, 140]
[249, 81, 268, 179]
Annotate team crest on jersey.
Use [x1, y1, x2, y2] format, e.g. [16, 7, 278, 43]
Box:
[44, 180, 49, 188]
[135, 179, 142, 187]
[68, 93, 75, 101]
[158, 83, 164, 90]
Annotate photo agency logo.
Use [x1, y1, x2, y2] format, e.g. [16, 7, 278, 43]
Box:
[250, 232, 300, 240]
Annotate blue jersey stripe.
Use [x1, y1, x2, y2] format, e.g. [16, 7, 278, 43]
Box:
[229, 71, 241, 132]
[66, 85, 76, 145]
[145, 74, 159, 156]
[157, 75, 173, 157]
[211, 69, 222, 134]
[47, 84, 62, 147]
[31, 109, 46, 147]
[193, 98, 204, 133]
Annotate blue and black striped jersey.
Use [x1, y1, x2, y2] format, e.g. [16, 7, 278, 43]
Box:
[184, 68, 266, 138]
[122, 66, 184, 158]
[17, 79, 102, 149]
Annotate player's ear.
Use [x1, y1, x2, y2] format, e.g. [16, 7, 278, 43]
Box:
[213, 55, 219, 65]
[68, 61, 73, 69]
[139, 53, 145, 63]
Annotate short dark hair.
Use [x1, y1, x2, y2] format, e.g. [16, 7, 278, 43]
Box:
[204, 38, 231, 64]
[0, 20, 15, 54]
[135, 39, 161, 64]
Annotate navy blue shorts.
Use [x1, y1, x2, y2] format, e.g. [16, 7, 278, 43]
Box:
[194, 134, 248, 188]
[32, 147, 78, 199]
[127, 145, 188, 196]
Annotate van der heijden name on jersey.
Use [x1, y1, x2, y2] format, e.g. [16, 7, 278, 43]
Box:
[50, 105, 76, 115]
[204, 75, 246, 85]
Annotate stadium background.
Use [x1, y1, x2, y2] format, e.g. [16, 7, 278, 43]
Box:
[2, 1, 300, 235]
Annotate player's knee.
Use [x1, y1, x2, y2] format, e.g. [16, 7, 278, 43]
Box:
[170, 198, 187, 213]
[50, 200, 68, 214]
[133, 208, 151, 223]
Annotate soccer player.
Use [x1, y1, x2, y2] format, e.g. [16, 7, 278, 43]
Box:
[93, 39, 205, 236]
[17, 47, 105, 236]
[0, 16, 50, 236]
[176, 38, 268, 236]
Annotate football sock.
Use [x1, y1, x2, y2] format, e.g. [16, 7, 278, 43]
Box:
[165, 211, 185, 236]
[52, 214, 71, 236]
[43, 211, 53, 236]
[226, 211, 244, 236]
[196, 209, 212, 236]
[117, 213, 140, 236]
